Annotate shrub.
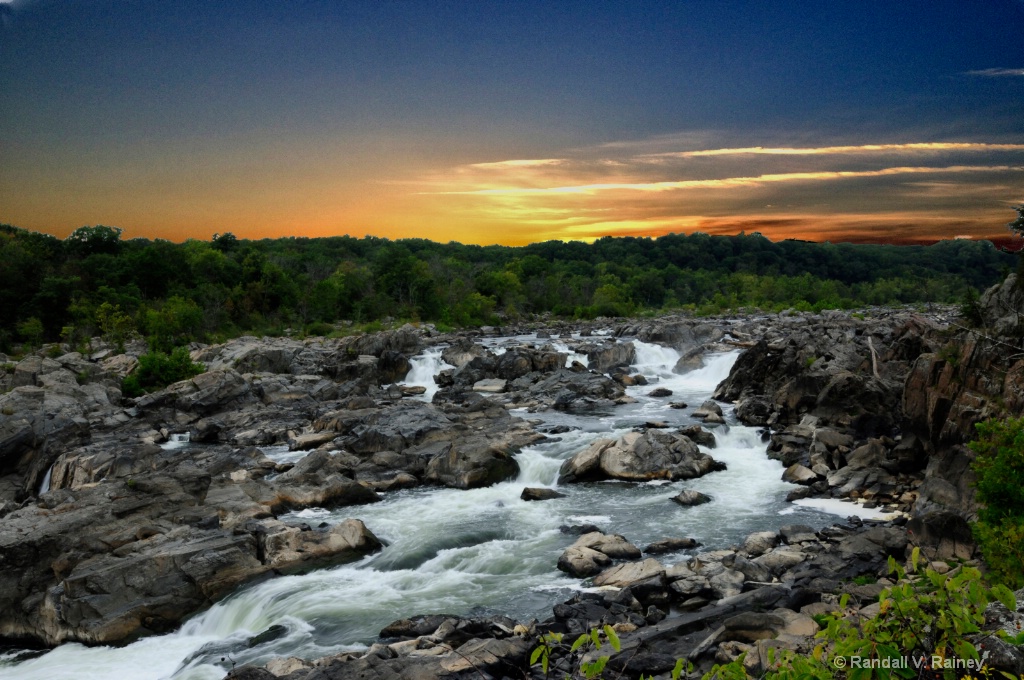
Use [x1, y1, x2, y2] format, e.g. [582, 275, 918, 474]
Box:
[970, 416, 1024, 589]
[122, 347, 205, 398]
[969, 417, 1024, 525]
[704, 550, 1019, 679]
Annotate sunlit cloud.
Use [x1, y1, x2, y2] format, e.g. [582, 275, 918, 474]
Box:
[402, 133, 1024, 245]
[468, 159, 565, 170]
[646, 142, 1024, 159]
[965, 68, 1024, 77]
[438, 165, 1023, 196]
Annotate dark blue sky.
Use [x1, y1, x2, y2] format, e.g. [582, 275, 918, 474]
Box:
[2, 0, 1023, 244]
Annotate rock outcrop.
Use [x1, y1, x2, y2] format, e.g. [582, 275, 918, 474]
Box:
[559, 429, 724, 483]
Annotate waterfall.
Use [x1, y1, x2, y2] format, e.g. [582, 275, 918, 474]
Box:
[160, 433, 191, 450]
[402, 348, 453, 401]
[672, 351, 739, 393]
[549, 341, 589, 368]
[630, 340, 682, 379]
[38, 464, 53, 495]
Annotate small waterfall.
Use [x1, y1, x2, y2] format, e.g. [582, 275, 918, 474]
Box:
[673, 351, 739, 393]
[402, 348, 453, 401]
[38, 464, 53, 495]
[630, 340, 682, 379]
[161, 433, 191, 450]
[549, 341, 589, 368]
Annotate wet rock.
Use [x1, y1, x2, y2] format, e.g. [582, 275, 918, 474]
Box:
[692, 400, 724, 419]
[648, 387, 673, 398]
[560, 430, 724, 483]
[671, 490, 712, 507]
[741, 531, 779, 557]
[441, 339, 489, 368]
[520, 487, 566, 501]
[258, 519, 382, 573]
[678, 424, 715, 447]
[781, 464, 818, 485]
[557, 545, 612, 577]
[644, 537, 699, 554]
[472, 378, 506, 393]
[592, 558, 666, 588]
[583, 341, 636, 372]
[572, 532, 642, 559]
[779, 525, 818, 544]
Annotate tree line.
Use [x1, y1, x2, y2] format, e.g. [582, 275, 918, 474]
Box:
[0, 223, 1015, 353]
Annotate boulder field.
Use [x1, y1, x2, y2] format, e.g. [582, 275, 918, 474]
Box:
[1, 278, 1023, 677]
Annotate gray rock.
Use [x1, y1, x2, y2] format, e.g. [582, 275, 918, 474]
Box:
[779, 524, 818, 544]
[572, 532, 643, 559]
[592, 558, 666, 587]
[557, 546, 612, 577]
[741, 531, 779, 557]
[671, 490, 713, 506]
[781, 464, 818, 485]
[560, 429, 724, 483]
[520, 487, 566, 501]
[644, 537, 699, 554]
[472, 378, 507, 393]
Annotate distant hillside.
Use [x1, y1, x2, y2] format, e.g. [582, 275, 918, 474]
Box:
[0, 224, 1016, 353]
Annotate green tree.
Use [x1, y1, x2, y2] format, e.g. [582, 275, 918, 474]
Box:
[122, 348, 205, 397]
[142, 296, 205, 351]
[64, 225, 123, 257]
[969, 417, 1024, 588]
[16, 317, 44, 347]
[95, 302, 136, 352]
[1007, 204, 1024, 238]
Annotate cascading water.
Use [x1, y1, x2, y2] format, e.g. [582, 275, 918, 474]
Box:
[630, 340, 682, 380]
[37, 464, 53, 495]
[549, 340, 588, 368]
[401, 347, 453, 401]
[2, 341, 869, 680]
[160, 433, 191, 450]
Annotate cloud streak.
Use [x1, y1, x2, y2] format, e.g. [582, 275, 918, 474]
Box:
[646, 142, 1024, 158]
[438, 165, 1023, 196]
[965, 68, 1024, 77]
[403, 134, 1024, 245]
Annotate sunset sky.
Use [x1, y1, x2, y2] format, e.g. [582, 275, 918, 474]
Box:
[1, 1, 1023, 246]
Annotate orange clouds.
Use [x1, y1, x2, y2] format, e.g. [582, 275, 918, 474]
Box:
[404, 139, 1024, 244]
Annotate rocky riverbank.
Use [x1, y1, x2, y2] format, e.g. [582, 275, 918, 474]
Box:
[2, 286, 1023, 677]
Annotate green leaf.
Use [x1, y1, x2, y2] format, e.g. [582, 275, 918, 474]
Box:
[603, 624, 621, 653]
[590, 628, 601, 649]
[530, 646, 544, 665]
[570, 633, 588, 653]
[671, 658, 686, 680]
[911, 545, 920, 572]
[991, 583, 1017, 611]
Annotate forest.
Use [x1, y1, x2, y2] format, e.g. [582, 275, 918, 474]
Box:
[0, 223, 1016, 354]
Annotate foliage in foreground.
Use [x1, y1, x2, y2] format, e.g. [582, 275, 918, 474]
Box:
[532, 550, 1023, 680]
[121, 347, 205, 398]
[970, 417, 1024, 590]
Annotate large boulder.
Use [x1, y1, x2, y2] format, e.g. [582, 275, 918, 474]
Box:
[560, 430, 724, 483]
[424, 439, 520, 489]
[583, 341, 636, 372]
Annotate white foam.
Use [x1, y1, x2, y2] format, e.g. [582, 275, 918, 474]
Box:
[790, 498, 903, 521]
[402, 347, 454, 401]
[38, 464, 53, 495]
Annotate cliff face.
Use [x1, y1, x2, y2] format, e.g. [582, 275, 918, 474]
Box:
[902, 274, 1024, 558]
